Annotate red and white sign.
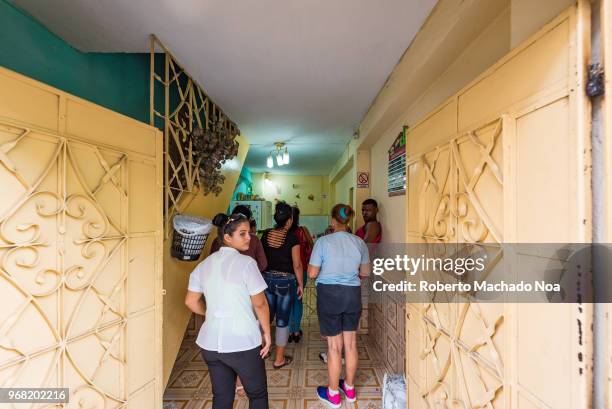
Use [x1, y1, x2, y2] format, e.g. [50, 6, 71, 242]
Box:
[357, 171, 369, 188]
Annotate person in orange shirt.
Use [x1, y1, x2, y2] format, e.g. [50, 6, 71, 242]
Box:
[354, 199, 382, 244]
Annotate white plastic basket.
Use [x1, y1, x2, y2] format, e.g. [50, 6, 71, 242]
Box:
[171, 215, 213, 261]
[173, 214, 213, 236]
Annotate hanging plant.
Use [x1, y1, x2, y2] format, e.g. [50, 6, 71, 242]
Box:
[191, 115, 240, 196]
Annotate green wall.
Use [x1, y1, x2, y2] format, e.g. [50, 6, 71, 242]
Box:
[0, 0, 150, 123]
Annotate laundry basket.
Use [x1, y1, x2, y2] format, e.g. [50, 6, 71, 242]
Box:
[171, 214, 213, 261]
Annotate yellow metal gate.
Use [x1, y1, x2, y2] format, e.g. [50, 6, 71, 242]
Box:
[0, 68, 163, 408]
[405, 6, 591, 409]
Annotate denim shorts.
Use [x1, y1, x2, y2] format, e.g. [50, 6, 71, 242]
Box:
[316, 284, 362, 336]
[263, 272, 296, 328]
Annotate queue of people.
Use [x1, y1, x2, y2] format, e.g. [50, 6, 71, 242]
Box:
[184, 198, 382, 409]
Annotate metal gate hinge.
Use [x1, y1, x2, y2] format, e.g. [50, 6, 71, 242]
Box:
[586, 63, 605, 98]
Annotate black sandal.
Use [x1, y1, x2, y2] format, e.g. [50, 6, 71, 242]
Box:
[273, 355, 293, 369]
[293, 330, 303, 343]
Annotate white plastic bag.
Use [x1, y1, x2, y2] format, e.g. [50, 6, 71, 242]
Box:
[382, 373, 407, 409]
[173, 214, 213, 236]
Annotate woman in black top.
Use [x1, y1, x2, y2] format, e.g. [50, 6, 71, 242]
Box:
[261, 202, 304, 369]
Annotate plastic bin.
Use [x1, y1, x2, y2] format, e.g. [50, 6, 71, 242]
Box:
[171, 214, 213, 261]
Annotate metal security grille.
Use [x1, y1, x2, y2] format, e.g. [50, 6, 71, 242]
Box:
[149, 35, 240, 236]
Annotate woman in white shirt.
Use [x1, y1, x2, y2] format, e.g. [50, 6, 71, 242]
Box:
[185, 212, 271, 409]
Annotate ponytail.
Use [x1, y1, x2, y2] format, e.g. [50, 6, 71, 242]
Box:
[331, 203, 354, 225]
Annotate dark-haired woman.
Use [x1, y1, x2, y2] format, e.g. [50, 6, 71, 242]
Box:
[209, 206, 267, 397]
[308, 204, 370, 408]
[210, 204, 267, 272]
[261, 201, 304, 369]
[288, 206, 313, 343]
[185, 213, 271, 409]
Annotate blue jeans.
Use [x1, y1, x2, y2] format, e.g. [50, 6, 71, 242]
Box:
[289, 271, 307, 333]
[263, 273, 296, 328]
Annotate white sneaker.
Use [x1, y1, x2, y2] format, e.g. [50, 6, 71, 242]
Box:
[318, 352, 344, 364]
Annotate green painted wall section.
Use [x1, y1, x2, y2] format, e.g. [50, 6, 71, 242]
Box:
[0, 0, 150, 123]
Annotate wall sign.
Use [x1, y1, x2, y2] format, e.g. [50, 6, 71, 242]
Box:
[388, 126, 407, 196]
[357, 171, 369, 188]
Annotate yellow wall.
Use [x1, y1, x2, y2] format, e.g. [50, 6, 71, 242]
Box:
[338, 0, 580, 244]
[251, 173, 329, 215]
[510, 0, 574, 47]
[328, 140, 372, 229]
[162, 135, 249, 385]
[331, 163, 354, 207]
[362, 4, 511, 243]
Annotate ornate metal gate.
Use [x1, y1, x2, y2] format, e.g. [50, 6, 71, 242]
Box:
[0, 68, 163, 408]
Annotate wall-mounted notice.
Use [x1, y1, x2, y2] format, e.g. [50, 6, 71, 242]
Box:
[357, 171, 369, 188]
[387, 126, 407, 196]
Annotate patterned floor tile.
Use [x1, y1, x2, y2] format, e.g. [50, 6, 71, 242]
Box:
[267, 368, 294, 388]
[303, 369, 330, 387]
[190, 350, 205, 363]
[169, 369, 209, 389]
[269, 398, 291, 409]
[302, 398, 354, 409]
[353, 368, 381, 387]
[176, 347, 192, 362]
[164, 293, 393, 408]
[353, 398, 382, 409]
[192, 398, 243, 409]
[162, 399, 190, 409]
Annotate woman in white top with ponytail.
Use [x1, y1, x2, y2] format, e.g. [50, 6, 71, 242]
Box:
[185, 212, 271, 409]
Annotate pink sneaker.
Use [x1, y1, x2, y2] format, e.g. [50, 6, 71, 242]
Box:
[339, 379, 356, 402]
[316, 386, 341, 408]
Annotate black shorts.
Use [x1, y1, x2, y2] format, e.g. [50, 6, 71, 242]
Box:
[316, 284, 362, 336]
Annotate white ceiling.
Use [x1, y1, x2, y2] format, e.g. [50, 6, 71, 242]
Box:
[13, 0, 436, 175]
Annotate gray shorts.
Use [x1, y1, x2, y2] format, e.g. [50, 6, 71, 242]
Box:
[316, 284, 362, 336]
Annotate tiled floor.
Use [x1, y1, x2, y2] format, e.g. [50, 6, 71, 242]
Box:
[163, 300, 385, 409]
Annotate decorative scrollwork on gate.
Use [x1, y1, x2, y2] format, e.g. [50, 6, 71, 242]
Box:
[0, 122, 131, 407]
[409, 117, 506, 408]
[417, 118, 503, 244]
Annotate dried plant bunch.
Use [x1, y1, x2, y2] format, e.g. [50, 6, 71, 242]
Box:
[191, 116, 240, 196]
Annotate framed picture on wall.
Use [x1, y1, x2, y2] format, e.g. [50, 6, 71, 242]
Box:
[387, 126, 407, 196]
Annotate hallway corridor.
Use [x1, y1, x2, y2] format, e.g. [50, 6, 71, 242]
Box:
[163, 286, 385, 409]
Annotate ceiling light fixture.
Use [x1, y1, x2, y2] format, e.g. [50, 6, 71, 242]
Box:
[267, 142, 289, 168]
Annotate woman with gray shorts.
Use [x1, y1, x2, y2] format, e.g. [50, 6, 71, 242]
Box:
[307, 204, 370, 408]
